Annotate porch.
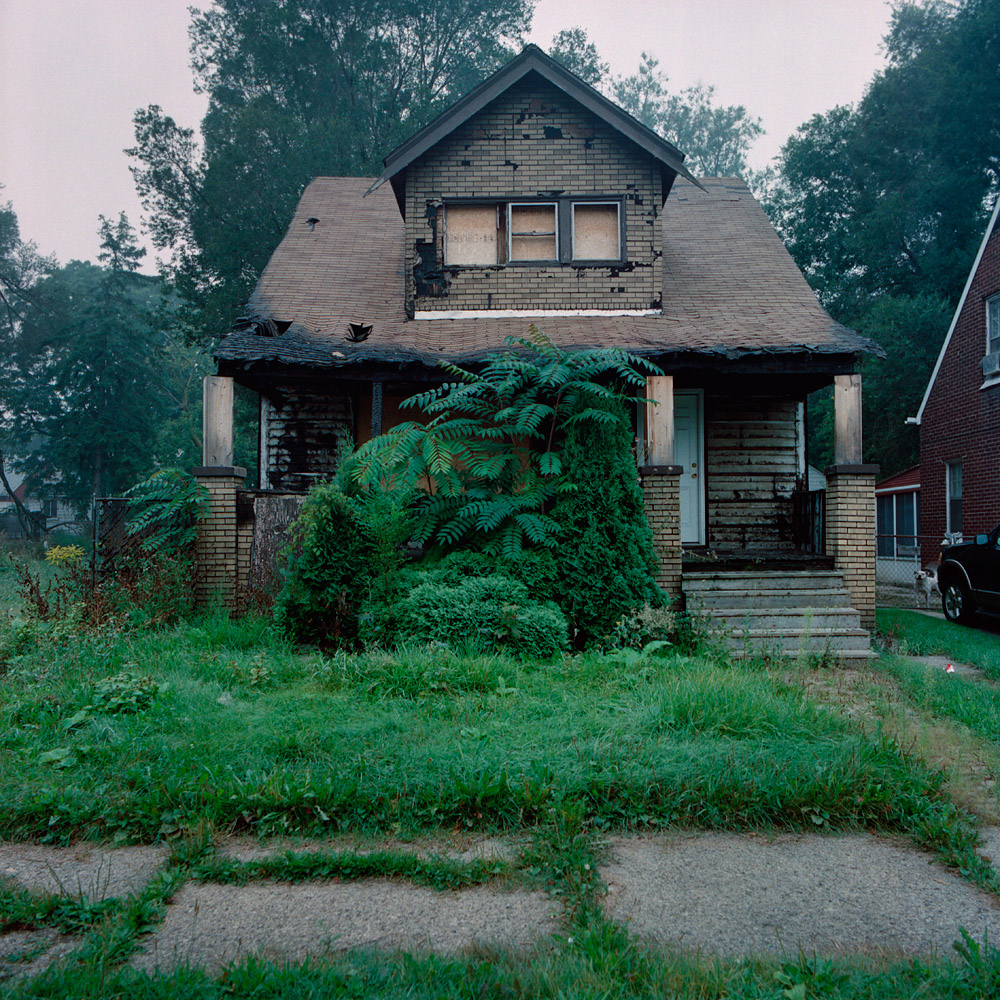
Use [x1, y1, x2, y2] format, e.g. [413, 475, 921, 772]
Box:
[638, 373, 877, 650]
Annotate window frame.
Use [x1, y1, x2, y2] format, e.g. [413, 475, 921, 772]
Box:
[570, 200, 622, 263]
[507, 201, 559, 264]
[442, 196, 626, 269]
[987, 294, 1000, 357]
[946, 461, 963, 537]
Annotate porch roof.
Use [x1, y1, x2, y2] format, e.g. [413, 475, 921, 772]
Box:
[215, 176, 881, 373]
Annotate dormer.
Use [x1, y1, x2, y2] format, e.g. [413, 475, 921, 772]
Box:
[367, 45, 701, 318]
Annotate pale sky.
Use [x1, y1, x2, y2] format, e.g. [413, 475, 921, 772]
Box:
[1, 0, 894, 273]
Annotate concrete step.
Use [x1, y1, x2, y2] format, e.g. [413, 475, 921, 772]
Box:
[688, 589, 855, 610]
[723, 627, 873, 656]
[683, 571, 846, 593]
[707, 607, 862, 630]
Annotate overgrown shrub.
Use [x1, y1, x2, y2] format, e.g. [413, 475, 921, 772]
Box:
[549, 395, 663, 646]
[274, 483, 377, 646]
[403, 548, 559, 603]
[360, 573, 568, 659]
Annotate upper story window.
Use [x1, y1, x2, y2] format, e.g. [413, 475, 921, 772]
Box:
[444, 198, 623, 267]
[509, 203, 557, 261]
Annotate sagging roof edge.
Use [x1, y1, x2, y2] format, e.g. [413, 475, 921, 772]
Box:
[912, 195, 1000, 426]
[365, 44, 704, 208]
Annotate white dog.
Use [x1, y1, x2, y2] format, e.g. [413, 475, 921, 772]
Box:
[914, 566, 941, 608]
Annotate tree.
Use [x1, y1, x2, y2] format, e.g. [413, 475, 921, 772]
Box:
[0, 215, 207, 510]
[549, 395, 662, 646]
[548, 33, 763, 181]
[611, 53, 763, 178]
[770, 0, 1000, 472]
[549, 27, 608, 86]
[0, 192, 55, 535]
[128, 0, 533, 344]
[770, 0, 1000, 315]
[350, 326, 659, 558]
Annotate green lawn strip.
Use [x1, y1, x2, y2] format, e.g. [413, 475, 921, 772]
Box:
[0, 625, 992, 891]
[0, 884, 122, 935]
[191, 848, 510, 891]
[8, 930, 1000, 999]
[877, 608, 1000, 678]
[880, 654, 1000, 744]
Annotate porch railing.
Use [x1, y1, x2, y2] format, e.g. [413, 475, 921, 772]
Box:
[792, 489, 825, 555]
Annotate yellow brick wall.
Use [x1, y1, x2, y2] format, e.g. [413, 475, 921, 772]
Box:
[194, 472, 245, 611]
[825, 472, 876, 631]
[641, 471, 682, 601]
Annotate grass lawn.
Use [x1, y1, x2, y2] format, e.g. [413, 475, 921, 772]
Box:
[877, 606, 1000, 677]
[3, 602, 1000, 996]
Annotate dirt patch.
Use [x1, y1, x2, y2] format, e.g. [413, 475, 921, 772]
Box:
[905, 654, 989, 681]
[0, 842, 167, 900]
[217, 833, 519, 864]
[131, 880, 559, 975]
[602, 832, 1000, 958]
[0, 928, 77, 984]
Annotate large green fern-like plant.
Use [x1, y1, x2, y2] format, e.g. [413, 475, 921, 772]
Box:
[351, 326, 659, 557]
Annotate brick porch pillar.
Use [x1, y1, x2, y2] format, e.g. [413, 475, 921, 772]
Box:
[640, 465, 683, 602]
[193, 467, 247, 610]
[825, 464, 878, 631]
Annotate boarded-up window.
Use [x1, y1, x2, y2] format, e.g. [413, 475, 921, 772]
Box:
[509, 203, 557, 261]
[572, 203, 620, 260]
[445, 205, 498, 265]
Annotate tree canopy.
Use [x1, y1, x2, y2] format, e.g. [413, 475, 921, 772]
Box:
[0, 213, 209, 512]
[770, 0, 1000, 473]
[128, 0, 533, 344]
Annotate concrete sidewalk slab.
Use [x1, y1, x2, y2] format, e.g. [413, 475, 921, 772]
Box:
[131, 880, 559, 975]
[0, 842, 167, 900]
[602, 832, 1000, 957]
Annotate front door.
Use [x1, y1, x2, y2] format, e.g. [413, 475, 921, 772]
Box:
[675, 391, 705, 545]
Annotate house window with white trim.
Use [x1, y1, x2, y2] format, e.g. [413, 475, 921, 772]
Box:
[946, 462, 963, 537]
[876, 491, 919, 558]
[988, 294, 1000, 356]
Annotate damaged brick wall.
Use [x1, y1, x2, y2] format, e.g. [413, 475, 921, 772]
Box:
[260, 386, 353, 492]
[704, 393, 802, 553]
[406, 76, 664, 313]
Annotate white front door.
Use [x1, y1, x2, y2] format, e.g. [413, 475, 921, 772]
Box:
[674, 391, 705, 545]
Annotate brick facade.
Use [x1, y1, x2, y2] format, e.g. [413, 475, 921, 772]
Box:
[920, 222, 1000, 547]
[640, 468, 682, 601]
[406, 76, 663, 314]
[193, 468, 246, 610]
[825, 467, 877, 631]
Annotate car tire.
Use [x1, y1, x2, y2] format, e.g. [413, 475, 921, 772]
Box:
[942, 579, 976, 623]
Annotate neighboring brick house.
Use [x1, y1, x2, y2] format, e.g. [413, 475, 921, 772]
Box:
[913, 198, 1000, 550]
[201, 45, 882, 647]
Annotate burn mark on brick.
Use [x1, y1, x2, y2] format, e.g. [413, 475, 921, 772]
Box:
[543, 126, 563, 139]
[516, 98, 553, 124]
[650, 292, 663, 310]
[414, 241, 449, 298]
[461, 159, 471, 166]
[505, 159, 519, 171]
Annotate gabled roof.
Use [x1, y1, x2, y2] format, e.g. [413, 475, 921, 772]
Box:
[366, 44, 703, 213]
[912, 196, 1000, 425]
[215, 176, 879, 373]
[875, 465, 920, 493]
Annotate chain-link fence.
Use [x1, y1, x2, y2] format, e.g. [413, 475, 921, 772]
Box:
[876, 533, 946, 609]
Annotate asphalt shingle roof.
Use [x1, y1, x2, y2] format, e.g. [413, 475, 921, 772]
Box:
[215, 176, 878, 371]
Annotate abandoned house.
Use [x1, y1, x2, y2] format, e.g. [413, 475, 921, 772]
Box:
[198, 44, 881, 655]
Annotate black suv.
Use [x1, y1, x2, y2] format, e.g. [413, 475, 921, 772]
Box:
[939, 524, 1000, 622]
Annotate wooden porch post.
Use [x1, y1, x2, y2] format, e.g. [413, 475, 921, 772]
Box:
[203, 375, 235, 467]
[644, 375, 674, 465]
[833, 374, 862, 465]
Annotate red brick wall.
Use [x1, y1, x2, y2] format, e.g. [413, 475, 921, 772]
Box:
[920, 224, 1000, 548]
